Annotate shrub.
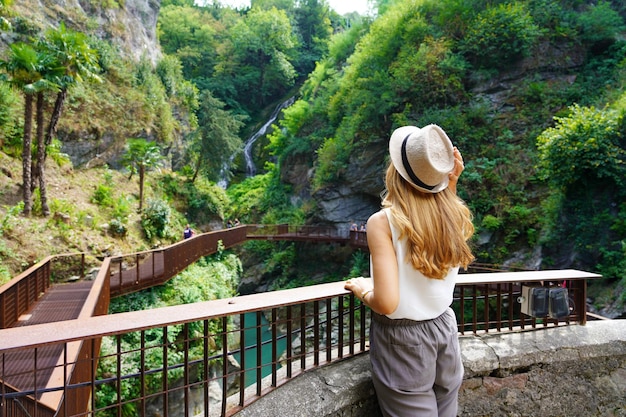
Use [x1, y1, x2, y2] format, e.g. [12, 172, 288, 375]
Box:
[91, 184, 114, 207]
[109, 217, 127, 237]
[141, 198, 171, 240]
[349, 250, 369, 278]
[481, 214, 502, 232]
[460, 2, 542, 69]
[111, 195, 132, 220]
[536, 104, 625, 189]
[576, 1, 624, 46]
[47, 139, 71, 167]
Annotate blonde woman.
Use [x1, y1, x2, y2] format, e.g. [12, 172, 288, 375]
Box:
[345, 125, 474, 417]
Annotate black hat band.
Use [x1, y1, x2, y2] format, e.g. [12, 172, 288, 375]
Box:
[401, 133, 436, 191]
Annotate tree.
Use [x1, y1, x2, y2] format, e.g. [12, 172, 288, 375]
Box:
[191, 90, 246, 183]
[23, 24, 100, 217]
[42, 23, 101, 153]
[293, 0, 332, 74]
[228, 7, 297, 109]
[34, 83, 57, 216]
[123, 139, 163, 211]
[0, 43, 51, 216]
[158, 5, 220, 81]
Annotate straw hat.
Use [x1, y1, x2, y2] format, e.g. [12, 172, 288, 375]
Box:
[389, 124, 454, 193]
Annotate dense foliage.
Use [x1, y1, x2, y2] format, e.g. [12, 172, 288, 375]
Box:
[263, 0, 626, 292]
[0, 0, 625, 305]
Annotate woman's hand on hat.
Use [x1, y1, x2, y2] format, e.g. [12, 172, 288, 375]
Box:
[448, 147, 464, 193]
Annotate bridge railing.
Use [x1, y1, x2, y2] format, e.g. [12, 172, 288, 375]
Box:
[108, 226, 248, 296]
[0, 269, 600, 417]
[108, 225, 365, 297]
[0, 281, 369, 417]
[245, 223, 347, 238]
[0, 253, 86, 329]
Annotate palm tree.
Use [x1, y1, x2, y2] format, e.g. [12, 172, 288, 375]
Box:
[29, 23, 99, 217]
[43, 23, 101, 153]
[0, 43, 50, 216]
[34, 79, 59, 216]
[122, 139, 163, 211]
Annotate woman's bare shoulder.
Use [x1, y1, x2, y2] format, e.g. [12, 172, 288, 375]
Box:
[368, 209, 387, 224]
[367, 210, 391, 235]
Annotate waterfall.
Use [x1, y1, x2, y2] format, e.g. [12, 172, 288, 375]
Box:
[218, 96, 295, 189]
[243, 96, 295, 176]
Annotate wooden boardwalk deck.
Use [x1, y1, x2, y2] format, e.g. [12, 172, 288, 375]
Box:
[3, 281, 93, 396]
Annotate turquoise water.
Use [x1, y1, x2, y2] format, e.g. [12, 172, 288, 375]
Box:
[233, 312, 288, 387]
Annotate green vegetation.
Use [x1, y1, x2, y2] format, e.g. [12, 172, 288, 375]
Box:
[537, 102, 626, 283]
[263, 0, 626, 286]
[0, 0, 623, 293]
[0, 0, 624, 322]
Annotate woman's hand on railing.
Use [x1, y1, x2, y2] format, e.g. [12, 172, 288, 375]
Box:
[344, 277, 374, 304]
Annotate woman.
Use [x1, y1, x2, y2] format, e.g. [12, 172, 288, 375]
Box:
[345, 124, 474, 417]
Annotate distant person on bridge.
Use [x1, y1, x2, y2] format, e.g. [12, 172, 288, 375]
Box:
[345, 124, 475, 417]
[183, 224, 195, 239]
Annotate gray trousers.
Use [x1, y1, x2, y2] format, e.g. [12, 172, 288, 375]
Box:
[369, 308, 463, 417]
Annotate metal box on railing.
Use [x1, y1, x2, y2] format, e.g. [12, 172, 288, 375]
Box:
[519, 285, 570, 319]
[519, 285, 549, 318]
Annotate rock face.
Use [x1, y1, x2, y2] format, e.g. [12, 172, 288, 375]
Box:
[6, 0, 161, 65]
[309, 144, 387, 232]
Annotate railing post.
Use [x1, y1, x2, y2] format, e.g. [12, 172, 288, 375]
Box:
[239, 314, 246, 407]
[314, 301, 320, 366]
[326, 298, 332, 362]
[286, 306, 293, 376]
[0, 291, 4, 328]
[256, 311, 262, 395]
[272, 308, 278, 387]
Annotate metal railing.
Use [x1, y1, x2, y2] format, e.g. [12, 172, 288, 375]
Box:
[0, 269, 600, 417]
[0, 281, 369, 417]
[108, 225, 367, 297]
[108, 227, 248, 297]
[0, 253, 86, 329]
[455, 269, 595, 332]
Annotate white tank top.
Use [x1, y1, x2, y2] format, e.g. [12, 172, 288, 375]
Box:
[376, 208, 459, 321]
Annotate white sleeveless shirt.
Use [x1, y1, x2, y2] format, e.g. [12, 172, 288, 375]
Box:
[376, 208, 459, 321]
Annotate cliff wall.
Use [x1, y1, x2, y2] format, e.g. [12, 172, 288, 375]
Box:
[3, 0, 160, 64]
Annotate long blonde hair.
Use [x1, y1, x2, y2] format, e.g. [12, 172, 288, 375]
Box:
[382, 163, 475, 279]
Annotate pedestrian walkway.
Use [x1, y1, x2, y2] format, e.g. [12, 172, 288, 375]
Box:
[4, 280, 93, 395]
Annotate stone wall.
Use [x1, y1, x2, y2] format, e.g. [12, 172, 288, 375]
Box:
[232, 320, 626, 417]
